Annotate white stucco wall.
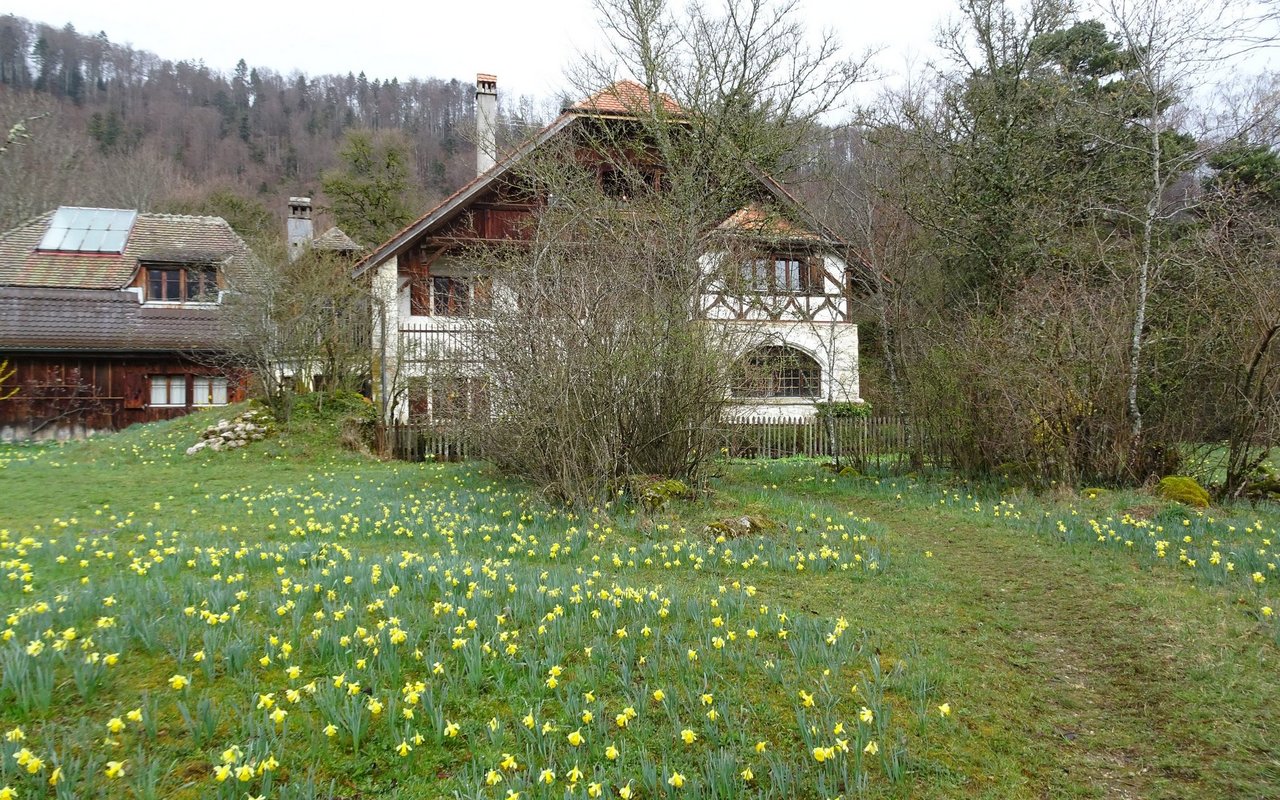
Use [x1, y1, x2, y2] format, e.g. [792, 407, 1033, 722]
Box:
[722, 318, 860, 420]
[380, 249, 862, 422]
[370, 255, 403, 422]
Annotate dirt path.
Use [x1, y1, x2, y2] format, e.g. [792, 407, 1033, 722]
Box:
[862, 502, 1219, 799]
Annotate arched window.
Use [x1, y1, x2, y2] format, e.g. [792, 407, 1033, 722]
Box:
[735, 345, 821, 398]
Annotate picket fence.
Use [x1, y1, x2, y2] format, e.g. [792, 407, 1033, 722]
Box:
[378, 415, 937, 466]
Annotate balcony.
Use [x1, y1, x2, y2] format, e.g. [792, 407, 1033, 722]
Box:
[398, 322, 480, 365]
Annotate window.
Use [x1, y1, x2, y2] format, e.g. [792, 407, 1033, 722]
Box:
[735, 346, 821, 399]
[149, 375, 186, 406]
[145, 265, 218, 302]
[430, 377, 489, 420]
[432, 276, 477, 316]
[739, 255, 822, 294]
[192, 376, 229, 406]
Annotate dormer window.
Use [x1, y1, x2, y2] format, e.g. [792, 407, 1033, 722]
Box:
[145, 264, 218, 303]
[739, 253, 823, 295]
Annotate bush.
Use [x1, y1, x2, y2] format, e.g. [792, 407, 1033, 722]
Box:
[1156, 476, 1211, 508]
[815, 401, 872, 419]
[630, 476, 690, 513]
[290, 389, 374, 421]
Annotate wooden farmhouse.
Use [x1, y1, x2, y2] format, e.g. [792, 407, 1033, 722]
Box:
[0, 208, 256, 440]
[355, 75, 872, 423]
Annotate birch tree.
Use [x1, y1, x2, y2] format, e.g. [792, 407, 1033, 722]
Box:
[1092, 0, 1276, 456]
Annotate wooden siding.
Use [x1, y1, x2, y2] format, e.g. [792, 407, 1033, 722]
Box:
[0, 354, 246, 440]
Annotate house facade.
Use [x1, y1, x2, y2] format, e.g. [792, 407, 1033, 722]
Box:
[354, 76, 868, 424]
[0, 207, 255, 440]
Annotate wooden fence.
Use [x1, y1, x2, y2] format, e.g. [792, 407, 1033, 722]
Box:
[722, 415, 934, 464]
[378, 415, 939, 466]
[375, 423, 474, 463]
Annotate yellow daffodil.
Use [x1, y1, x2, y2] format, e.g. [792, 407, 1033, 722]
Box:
[105, 760, 126, 779]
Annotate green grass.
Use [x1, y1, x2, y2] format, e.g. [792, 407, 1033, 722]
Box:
[1, 411, 1278, 799]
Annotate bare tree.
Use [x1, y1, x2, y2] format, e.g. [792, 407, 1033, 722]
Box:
[220, 240, 371, 421]
[1091, 0, 1279, 458]
[0, 358, 16, 401]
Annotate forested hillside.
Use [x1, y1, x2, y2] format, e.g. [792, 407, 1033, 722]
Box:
[0, 14, 547, 235]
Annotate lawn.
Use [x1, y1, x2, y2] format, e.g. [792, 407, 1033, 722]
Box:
[1, 407, 1278, 799]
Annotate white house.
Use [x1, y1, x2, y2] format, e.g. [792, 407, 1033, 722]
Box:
[352, 75, 870, 423]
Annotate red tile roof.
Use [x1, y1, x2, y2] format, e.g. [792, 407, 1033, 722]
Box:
[718, 203, 822, 240]
[570, 80, 682, 116]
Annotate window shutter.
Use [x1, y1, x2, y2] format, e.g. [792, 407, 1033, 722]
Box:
[403, 247, 431, 316]
[473, 276, 492, 314]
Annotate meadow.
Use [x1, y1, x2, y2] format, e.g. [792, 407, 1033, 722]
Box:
[1, 406, 1278, 799]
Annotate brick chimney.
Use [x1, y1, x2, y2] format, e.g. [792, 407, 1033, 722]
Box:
[476, 73, 497, 176]
[287, 196, 313, 262]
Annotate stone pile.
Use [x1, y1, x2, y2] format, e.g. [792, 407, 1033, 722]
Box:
[186, 408, 273, 455]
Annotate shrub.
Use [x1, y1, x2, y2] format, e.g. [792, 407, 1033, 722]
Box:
[630, 476, 690, 513]
[815, 401, 872, 419]
[1156, 476, 1210, 508]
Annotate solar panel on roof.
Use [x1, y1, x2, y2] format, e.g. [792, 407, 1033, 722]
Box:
[36, 207, 137, 253]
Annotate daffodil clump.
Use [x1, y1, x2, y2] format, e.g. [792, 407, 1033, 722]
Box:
[0, 449, 952, 799]
[925, 485, 1280, 636]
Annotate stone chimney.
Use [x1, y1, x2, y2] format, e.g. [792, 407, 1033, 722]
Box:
[476, 73, 497, 176]
[287, 196, 313, 262]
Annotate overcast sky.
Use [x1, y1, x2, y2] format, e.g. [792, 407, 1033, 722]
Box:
[5, 0, 959, 109]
